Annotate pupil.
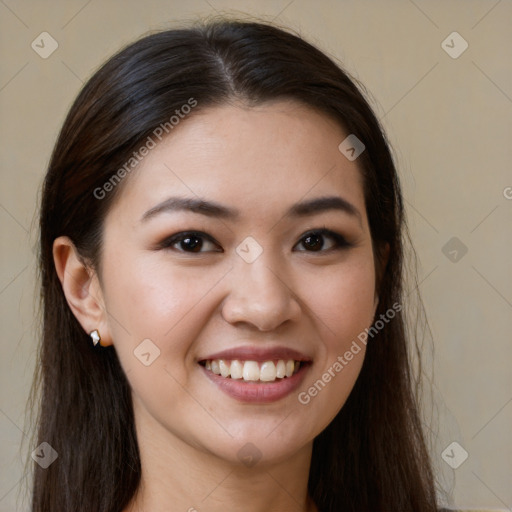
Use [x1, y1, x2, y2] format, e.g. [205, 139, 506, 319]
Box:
[305, 234, 322, 251]
[183, 236, 201, 251]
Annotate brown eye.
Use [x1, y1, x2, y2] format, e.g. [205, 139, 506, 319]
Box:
[178, 235, 203, 252]
[295, 229, 352, 253]
[160, 231, 222, 253]
[303, 233, 323, 251]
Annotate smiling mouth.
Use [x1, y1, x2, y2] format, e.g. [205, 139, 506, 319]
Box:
[199, 359, 305, 382]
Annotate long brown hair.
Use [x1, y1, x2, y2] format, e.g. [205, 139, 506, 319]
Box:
[29, 17, 438, 511]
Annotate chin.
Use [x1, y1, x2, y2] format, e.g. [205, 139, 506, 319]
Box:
[197, 420, 315, 468]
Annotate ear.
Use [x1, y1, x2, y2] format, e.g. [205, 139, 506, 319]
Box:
[53, 236, 113, 347]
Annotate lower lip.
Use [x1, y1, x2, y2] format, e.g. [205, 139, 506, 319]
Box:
[200, 363, 311, 403]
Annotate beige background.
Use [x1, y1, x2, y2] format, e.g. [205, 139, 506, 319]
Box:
[1, 1, 511, 510]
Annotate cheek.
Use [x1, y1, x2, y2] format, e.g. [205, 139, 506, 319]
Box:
[303, 254, 377, 344]
[293, 254, 375, 424]
[101, 257, 217, 418]
[105, 251, 182, 329]
[102, 252, 229, 361]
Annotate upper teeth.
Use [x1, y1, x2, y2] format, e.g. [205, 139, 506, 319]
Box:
[204, 359, 300, 382]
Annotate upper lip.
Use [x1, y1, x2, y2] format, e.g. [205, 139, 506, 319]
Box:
[199, 346, 312, 363]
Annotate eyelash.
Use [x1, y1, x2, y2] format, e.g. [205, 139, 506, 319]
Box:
[158, 228, 353, 254]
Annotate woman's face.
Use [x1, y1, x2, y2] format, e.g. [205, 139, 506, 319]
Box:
[98, 100, 379, 465]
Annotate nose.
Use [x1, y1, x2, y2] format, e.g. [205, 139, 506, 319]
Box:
[221, 257, 302, 332]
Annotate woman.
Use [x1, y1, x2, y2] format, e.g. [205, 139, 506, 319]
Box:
[31, 18, 439, 511]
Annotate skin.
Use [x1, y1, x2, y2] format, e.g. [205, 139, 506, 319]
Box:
[54, 100, 388, 512]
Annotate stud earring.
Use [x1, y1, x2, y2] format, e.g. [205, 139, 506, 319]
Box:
[90, 329, 101, 346]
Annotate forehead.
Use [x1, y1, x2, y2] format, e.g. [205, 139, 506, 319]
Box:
[108, 100, 367, 226]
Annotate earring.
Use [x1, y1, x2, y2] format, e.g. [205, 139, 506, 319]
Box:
[90, 329, 101, 346]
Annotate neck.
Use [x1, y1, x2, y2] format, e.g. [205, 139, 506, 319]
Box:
[123, 401, 318, 512]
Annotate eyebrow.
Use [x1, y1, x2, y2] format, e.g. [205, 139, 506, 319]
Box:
[141, 195, 362, 226]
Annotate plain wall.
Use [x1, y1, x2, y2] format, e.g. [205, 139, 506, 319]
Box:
[1, 1, 510, 510]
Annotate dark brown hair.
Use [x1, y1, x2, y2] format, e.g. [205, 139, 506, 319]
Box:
[30, 17, 438, 512]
